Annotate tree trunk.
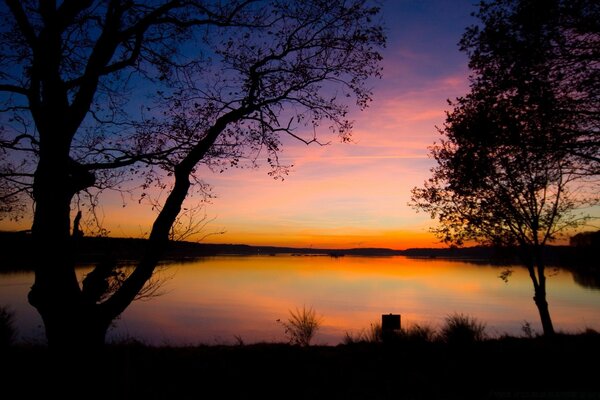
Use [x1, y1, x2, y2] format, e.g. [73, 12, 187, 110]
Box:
[533, 246, 555, 336]
[520, 244, 555, 336]
[38, 302, 111, 348]
[100, 165, 192, 321]
[533, 288, 555, 336]
[29, 153, 78, 346]
[28, 148, 105, 347]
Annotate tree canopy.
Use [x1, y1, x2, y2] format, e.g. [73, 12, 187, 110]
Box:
[0, 0, 384, 223]
[411, 0, 599, 336]
[460, 0, 600, 175]
[0, 0, 385, 347]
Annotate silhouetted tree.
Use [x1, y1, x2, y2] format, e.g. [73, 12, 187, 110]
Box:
[460, 0, 600, 175]
[0, 0, 384, 347]
[411, 0, 599, 336]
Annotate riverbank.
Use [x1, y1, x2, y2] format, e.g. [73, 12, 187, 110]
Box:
[0, 231, 596, 270]
[2, 332, 599, 399]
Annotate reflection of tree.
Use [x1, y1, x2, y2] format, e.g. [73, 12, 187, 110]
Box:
[570, 267, 600, 290]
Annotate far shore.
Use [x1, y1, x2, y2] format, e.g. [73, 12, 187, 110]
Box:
[0, 231, 595, 271]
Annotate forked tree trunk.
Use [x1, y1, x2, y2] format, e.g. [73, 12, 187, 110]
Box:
[28, 153, 111, 348]
[29, 104, 246, 347]
[29, 219, 112, 347]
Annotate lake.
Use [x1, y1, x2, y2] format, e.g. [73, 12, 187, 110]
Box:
[1, 255, 599, 345]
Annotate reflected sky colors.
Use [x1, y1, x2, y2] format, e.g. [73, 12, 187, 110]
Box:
[2, 256, 599, 345]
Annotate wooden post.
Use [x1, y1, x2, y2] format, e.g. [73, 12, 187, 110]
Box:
[382, 313, 401, 342]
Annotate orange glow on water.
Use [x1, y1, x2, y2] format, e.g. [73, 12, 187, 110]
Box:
[1, 255, 599, 345]
[115, 256, 600, 344]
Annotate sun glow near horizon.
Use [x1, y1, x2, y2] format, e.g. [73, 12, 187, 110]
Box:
[0, 1, 481, 250]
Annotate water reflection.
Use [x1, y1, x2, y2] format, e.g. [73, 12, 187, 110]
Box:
[1, 255, 599, 345]
[569, 266, 600, 290]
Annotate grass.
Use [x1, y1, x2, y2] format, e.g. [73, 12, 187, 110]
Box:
[345, 316, 480, 345]
[3, 310, 599, 399]
[344, 321, 382, 344]
[0, 305, 16, 347]
[2, 330, 599, 399]
[402, 323, 437, 342]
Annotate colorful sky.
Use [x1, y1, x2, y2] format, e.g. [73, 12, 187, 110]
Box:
[167, 0, 477, 249]
[0, 1, 483, 249]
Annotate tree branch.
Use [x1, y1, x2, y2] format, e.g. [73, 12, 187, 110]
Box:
[0, 84, 28, 95]
[5, 0, 37, 48]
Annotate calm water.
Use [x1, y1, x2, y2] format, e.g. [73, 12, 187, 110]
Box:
[1, 255, 599, 345]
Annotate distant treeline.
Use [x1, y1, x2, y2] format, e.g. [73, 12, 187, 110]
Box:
[0, 231, 596, 272]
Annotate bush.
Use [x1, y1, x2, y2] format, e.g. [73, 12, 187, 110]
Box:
[0, 305, 16, 347]
[439, 313, 486, 345]
[277, 305, 322, 346]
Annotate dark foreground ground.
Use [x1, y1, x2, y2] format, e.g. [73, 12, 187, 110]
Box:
[2, 333, 599, 400]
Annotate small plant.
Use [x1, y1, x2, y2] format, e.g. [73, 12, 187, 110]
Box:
[277, 305, 322, 346]
[440, 313, 486, 344]
[521, 321, 536, 338]
[0, 305, 16, 347]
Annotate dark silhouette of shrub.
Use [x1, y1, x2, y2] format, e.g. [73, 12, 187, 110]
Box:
[277, 306, 323, 346]
[439, 313, 486, 345]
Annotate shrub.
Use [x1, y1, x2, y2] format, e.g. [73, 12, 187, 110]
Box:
[0, 305, 16, 347]
[277, 305, 322, 346]
[439, 313, 486, 344]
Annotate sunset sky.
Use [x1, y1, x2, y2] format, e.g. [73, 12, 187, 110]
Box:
[169, 0, 478, 249]
[0, 1, 488, 249]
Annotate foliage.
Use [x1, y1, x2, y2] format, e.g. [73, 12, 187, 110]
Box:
[411, 0, 598, 248]
[402, 323, 436, 343]
[344, 321, 382, 344]
[277, 306, 323, 347]
[460, 0, 600, 176]
[0, 305, 16, 347]
[439, 313, 486, 344]
[411, 0, 599, 337]
[411, 93, 595, 249]
[0, 0, 384, 346]
[345, 322, 438, 344]
[0, 0, 385, 223]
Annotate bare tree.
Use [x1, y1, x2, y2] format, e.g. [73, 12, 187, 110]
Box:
[0, 0, 385, 347]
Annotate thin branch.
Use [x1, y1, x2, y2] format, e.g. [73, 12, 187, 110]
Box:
[5, 0, 38, 48]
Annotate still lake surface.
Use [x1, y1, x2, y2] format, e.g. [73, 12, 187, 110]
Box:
[1, 255, 599, 345]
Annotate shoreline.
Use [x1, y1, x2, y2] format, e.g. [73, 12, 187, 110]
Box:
[0, 231, 595, 269]
[3, 332, 600, 399]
